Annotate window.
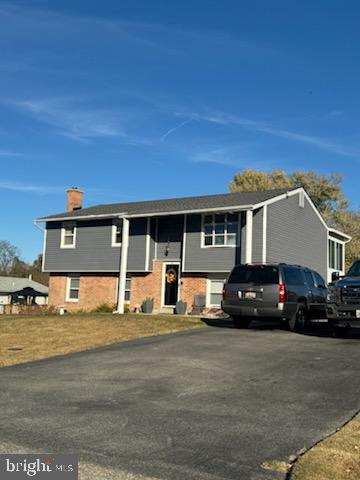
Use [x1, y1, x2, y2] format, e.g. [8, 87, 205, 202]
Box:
[329, 239, 344, 271]
[125, 274, 131, 303]
[208, 278, 225, 306]
[203, 213, 238, 247]
[304, 271, 315, 287]
[112, 221, 122, 246]
[283, 267, 304, 286]
[228, 265, 279, 284]
[61, 223, 76, 248]
[66, 276, 80, 302]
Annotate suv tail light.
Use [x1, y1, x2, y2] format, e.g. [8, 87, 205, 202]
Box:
[279, 283, 286, 303]
[222, 285, 227, 301]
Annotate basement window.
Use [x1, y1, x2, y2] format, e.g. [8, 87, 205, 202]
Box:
[203, 213, 238, 247]
[125, 274, 131, 303]
[66, 275, 80, 302]
[61, 222, 76, 248]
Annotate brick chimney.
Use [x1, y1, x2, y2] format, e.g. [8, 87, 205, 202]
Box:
[67, 187, 83, 212]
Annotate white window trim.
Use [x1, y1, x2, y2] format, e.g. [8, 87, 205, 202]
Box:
[60, 222, 77, 249]
[328, 238, 345, 272]
[201, 213, 239, 249]
[124, 273, 131, 304]
[206, 275, 227, 307]
[112, 221, 122, 247]
[66, 276, 80, 303]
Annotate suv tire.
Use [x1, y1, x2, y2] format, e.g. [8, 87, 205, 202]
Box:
[232, 316, 251, 329]
[288, 304, 307, 332]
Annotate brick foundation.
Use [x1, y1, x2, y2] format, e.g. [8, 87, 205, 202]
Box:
[130, 261, 207, 312]
[48, 274, 118, 311]
[48, 262, 208, 313]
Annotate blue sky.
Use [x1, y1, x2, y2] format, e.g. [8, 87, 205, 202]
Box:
[1, 1, 360, 261]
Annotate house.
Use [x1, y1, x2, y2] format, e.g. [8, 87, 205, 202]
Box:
[0, 276, 48, 307]
[36, 187, 350, 313]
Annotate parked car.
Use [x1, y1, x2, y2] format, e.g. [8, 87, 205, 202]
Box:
[221, 264, 327, 331]
[327, 260, 360, 334]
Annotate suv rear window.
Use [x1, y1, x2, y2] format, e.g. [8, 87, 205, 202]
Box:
[228, 265, 279, 284]
[283, 267, 304, 286]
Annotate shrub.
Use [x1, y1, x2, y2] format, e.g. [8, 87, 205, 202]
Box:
[92, 303, 116, 313]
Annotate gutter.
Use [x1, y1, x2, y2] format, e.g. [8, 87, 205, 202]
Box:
[35, 205, 254, 223]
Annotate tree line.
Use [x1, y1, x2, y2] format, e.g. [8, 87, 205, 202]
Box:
[0, 240, 49, 286]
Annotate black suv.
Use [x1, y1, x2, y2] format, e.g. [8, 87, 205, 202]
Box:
[221, 264, 327, 331]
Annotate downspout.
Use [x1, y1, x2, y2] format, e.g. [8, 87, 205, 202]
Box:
[262, 205, 267, 264]
[116, 217, 130, 314]
[245, 210, 253, 264]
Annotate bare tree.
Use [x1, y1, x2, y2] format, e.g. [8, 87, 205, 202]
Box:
[0, 240, 20, 275]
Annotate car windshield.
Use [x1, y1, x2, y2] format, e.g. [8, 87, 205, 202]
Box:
[228, 265, 279, 284]
[347, 261, 360, 277]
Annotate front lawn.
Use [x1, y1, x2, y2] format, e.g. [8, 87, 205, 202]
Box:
[0, 313, 204, 367]
[290, 412, 360, 480]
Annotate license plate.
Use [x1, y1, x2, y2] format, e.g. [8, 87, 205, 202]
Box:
[356, 310, 360, 318]
[245, 291, 257, 299]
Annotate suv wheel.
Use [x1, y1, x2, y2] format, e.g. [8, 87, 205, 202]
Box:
[232, 316, 251, 329]
[288, 305, 307, 332]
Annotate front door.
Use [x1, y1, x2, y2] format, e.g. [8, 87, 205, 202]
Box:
[163, 264, 179, 306]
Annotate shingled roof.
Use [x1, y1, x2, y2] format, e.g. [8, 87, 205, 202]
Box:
[0, 277, 48, 295]
[39, 188, 297, 221]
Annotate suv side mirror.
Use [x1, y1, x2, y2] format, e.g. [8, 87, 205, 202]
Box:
[331, 271, 340, 282]
[318, 284, 326, 289]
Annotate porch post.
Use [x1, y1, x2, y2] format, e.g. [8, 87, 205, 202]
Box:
[116, 217, 129, 314]
[245, 210, 253, 264]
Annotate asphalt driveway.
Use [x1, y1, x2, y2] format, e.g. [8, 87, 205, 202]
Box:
[0, 322, 359, 480]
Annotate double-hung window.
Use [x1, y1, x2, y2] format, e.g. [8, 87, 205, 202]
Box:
[329, 239, 344, 271]
[208, 278, 226, 306]
[125, 274, 131, 303]
[203, 213, 238, 247]
[66, 275, 80, 302]
[61, 223, 76, 248]
[112, 221, 122, 246]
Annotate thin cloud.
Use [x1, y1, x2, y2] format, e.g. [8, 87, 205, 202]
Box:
[0, 181, 65, 194]
[176, 110, 360, 158]
[10, 98, 126, 142]
[160, 119, 193, 142]
[192, 148, 242, 167]
[0, 3, 271, 61]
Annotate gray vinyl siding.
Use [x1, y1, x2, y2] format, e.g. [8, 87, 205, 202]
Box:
[148, 218, 156, 270]
[44, 218, 147, 272]
[183, 214, 242, 272]
[156, 215, 183, 260]
[127, 218, 148, 270]
[266, 193, 328, 279]
[252, 208, 263, 263]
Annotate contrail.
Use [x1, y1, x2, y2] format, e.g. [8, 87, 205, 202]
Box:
[160, 119, 192, 142]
